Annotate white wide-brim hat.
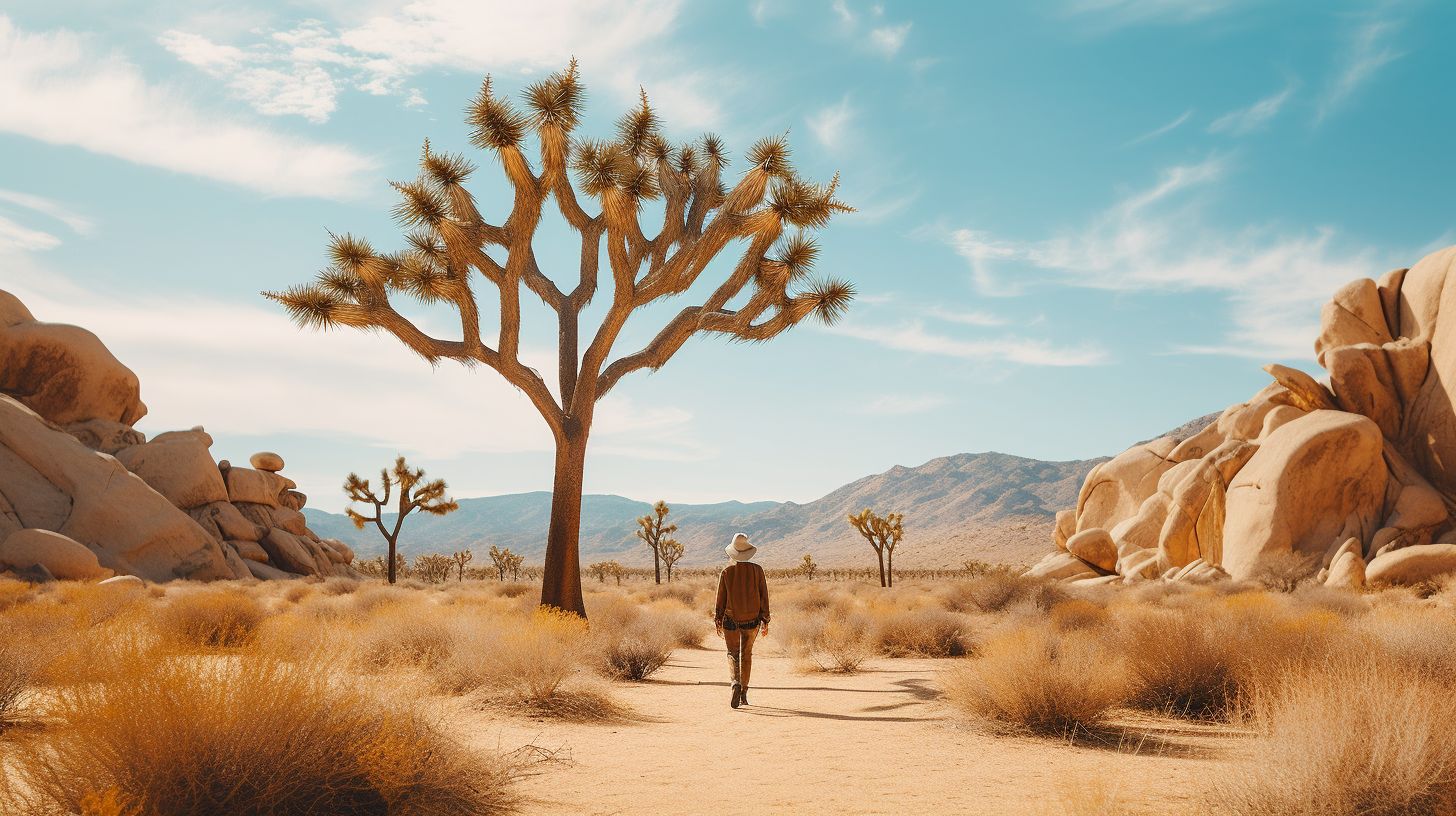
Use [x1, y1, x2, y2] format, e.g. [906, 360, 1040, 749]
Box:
[726, 533, 757, 561]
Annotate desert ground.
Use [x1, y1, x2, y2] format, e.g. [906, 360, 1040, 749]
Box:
[4, 568, 1455, 815]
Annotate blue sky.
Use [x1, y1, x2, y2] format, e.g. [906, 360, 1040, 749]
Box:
[1, 0, 1452, 510]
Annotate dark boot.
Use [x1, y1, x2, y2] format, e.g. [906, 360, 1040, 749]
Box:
[739, 686, 749, 706]
[731, 682, 742, 709]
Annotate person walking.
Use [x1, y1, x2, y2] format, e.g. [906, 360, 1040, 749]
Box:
[715, 532, 770, 709]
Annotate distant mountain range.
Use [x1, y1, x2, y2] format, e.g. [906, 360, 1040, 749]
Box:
[305, 413, 1221, 570]
[304, 451, 1106, 569]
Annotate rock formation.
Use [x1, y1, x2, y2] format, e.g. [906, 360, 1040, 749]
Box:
[0, 289, 359, 582]
[1028, 244, 1456, 588]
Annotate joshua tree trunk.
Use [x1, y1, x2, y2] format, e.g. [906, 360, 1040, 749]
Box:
[886, 548, 893, 588]
[875, 546, 886, 588]
[541, 425, 589, 614]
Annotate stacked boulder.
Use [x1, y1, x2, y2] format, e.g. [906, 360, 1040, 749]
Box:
[0, 289, 357, 582]
[1028, 244, 1456, 589]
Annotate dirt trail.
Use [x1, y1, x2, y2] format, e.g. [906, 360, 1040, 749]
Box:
[464, 644, 1235, 815]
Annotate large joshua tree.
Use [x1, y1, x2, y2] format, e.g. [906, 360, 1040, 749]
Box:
[268, 62, 854, 616]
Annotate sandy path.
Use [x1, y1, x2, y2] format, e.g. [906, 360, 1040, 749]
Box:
[462, 643, 1235, 815]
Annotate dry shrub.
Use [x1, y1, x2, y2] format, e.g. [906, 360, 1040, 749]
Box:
[1049, 599, 1109, 632]
[870, 608, 972, 657]
[493, 583, 531, 599]
[1249, 549, 1320, 593]
[1112, 591, 1341, 719]
[5, 645, 515, 816]
[354, 605, 457, 672]
[781, 607, 874, 673]
[0, 636, 37, 725]
[1207, 660, 1456, 815]
[940, 620, 1129, 737]
[593, 614, 677, 681]
[940, 573, 1051, 614]
[1354, 606, 1456, 680]
[0, 577, 36, 612]
[319, 577, 361, 596]
[431, 608, 618, 720]
[643, 583, 698, 607]
[159, 588, 268, 648]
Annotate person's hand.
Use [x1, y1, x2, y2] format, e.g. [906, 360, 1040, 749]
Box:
[715, 624, 724, 638]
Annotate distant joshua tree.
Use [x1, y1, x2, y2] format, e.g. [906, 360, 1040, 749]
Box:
[660, 538, 685, 583]
[268, 62, 854, 617]
[588, 561, 624, 585]
[799, 553, 818, 581]
[452, 549, 473, 581]
[848, 508, 903, 588]
[413, 553, 453, 584]
[344, 456, 459, 584]
[489, 545, 524, 581]
[636, 500, 677, 585]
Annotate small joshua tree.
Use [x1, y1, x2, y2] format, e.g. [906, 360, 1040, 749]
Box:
[848, 508, 903, 588]
[489, 545, 522, 581]
[799, 553, 818, 581]
[660, 538, 685, 583]
[268, 62, 854, 617]
[413, 553, 453, 583]
[636, 500, 677, 585]
[588, 562, 611, 582]
[452, 549, 473, 581]
[345, 456, 459, 584]
[609, 561, 624, 585]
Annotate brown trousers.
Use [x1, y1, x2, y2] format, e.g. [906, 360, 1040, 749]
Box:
[724, 626, 759, 688]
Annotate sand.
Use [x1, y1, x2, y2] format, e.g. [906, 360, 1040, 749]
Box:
[462, 640, 1238, 815]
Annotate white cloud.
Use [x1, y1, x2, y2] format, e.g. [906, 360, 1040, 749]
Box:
[1127, 109, 1192, 145]
[938, 156, 1391, 359]
[0, 217, 60, 254]
[807, 96, 853, 148]
[857, 394, 949, 415]
[832, 0, 857, 25]
[827, 320, 1108, 366]
[0, 17, 378, 199]
[1208, 80, 1298, 135]
[0, 188, 94, 236]
[1318, 17, 1404, 122]
[925, 306, 1009, 327]
[869, 22, 911, 56]
[159, 1, 723, 130]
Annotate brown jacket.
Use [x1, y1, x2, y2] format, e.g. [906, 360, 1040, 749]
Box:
[715, 562, 770, 626]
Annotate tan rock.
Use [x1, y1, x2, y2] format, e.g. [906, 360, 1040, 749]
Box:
[228, 539, 270, 563]
[1325, 551, 1366, 590]
[64, 418, 145, 455]
[259, 528, 317, 575]
[1066, 528, 1116, 572]
[115, 437, 228, 510]
[1110, 493, 1172, 553]
[280, 490, 307, 512]
[0, 291, 147, 425]
[1053, 509, 1076, 550]
[1262, 364, 1338, 412]
[1169, 421, 1226, 464]
[99, 574, 144, 589]
[150, 428, 214, 448]
[217, 540, 253, 580]
[207, 501, 262, 542]
[224, 468, 284, 507]
[1366, 543, 1456, 586]
[1387, 481, 1447, 532]
[246, 559, 300, 581]
[0, 395, 232, 582]
[1075, 438, 1178, 534]
[1221, 410, 1387, 580]
[1370, 526, 1404, 558]
[1257, 405, 1306, 440]
[272, 506, 309, 537]
[1025, 551, 1100, 581]
[1315, 277, 1395, 367]
[0, 528, 112, 580]
[0, 492, 22, 542]
[321, 538, 353, 563]
[1117, 547, 1160, 580]
[250, 452, 284, 472]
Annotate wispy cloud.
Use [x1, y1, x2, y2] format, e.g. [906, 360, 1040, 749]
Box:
[158, 0, 719, 128]
[935, 155, 1393, 359]
[827, 320, 1108, 366]
[1208, 79, 1299, 135]
[870, 22, 912, 56]
[807, 96, 853, 148]
[857, 394, 950, 415]
[0, 189, 94, 236]
[0, 17, 378, 199]
[1127, 109, 1193, 145]
[830, 1, 912, 58]
[925, 306, 1010, 327]
[1318, 16, 1405, 122]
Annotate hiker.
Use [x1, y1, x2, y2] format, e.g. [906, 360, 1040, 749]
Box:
[715, 532, 770, 709]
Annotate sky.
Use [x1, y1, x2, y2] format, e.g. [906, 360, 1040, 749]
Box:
[0, 0, 1452, 511]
